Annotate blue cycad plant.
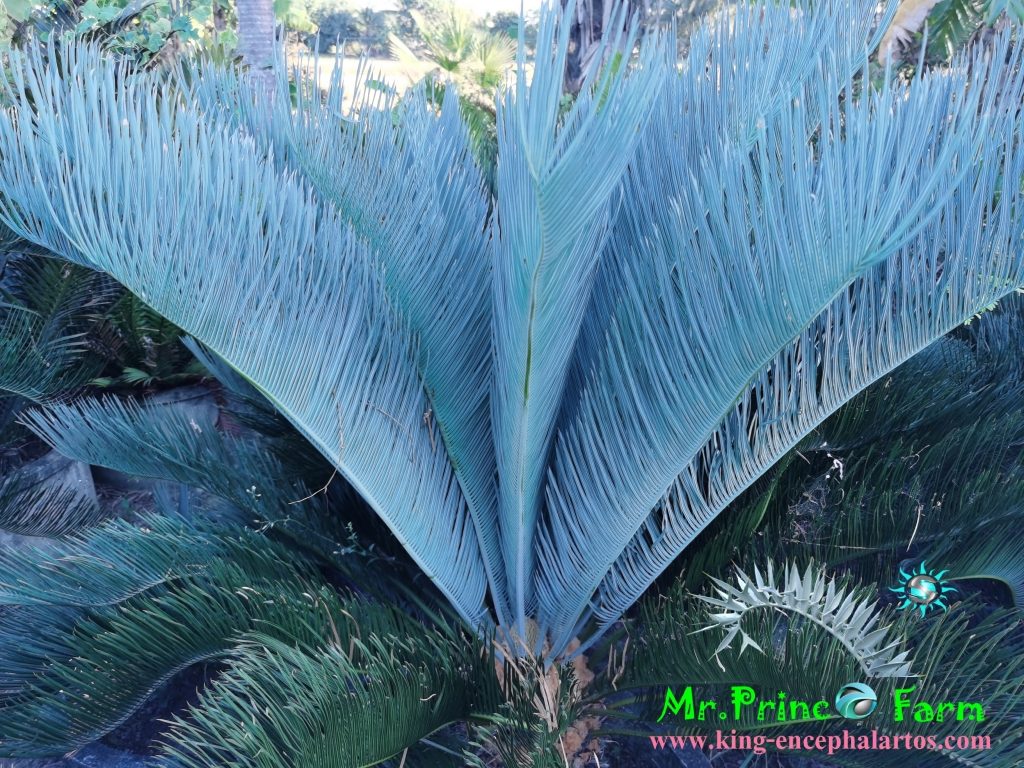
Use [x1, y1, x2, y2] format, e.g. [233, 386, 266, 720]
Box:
[1, 0, 1023, 662]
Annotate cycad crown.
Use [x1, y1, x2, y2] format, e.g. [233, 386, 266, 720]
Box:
[1, 0, 1023, 655]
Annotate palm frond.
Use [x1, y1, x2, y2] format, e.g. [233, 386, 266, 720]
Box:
[410, 6, 475, 73]
[0, 561, 404, 756]
[0, 450, 101, 536]
[490, 0, 666, 628]
[473, 33, 516, 89]
[0, 43, 490, 627]
[538, 24, 1024, 649]
[157, 626, 500, 767]
[0, 513, 304, 607]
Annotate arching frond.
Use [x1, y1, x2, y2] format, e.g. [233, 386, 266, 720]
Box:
[157, 627, 500, 768]
[490, 0, 665, 628]
[180, 47, 508, 624]
[0, 570, 327, 756]
[0, 513, 304, 607]
[0, 540, 444, 759]
[538, 27, 1024, 648]
[23, 395, 326, 524]
[21, 389, 467, 617]
[0, 452, 102, 536]
[0, 43, 489, 627]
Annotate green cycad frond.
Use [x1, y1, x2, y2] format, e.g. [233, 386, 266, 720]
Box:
[924, 0, 1024, 62]
[0, 457, 102, 536]
[696, 561, 914, 678]
[0, 490, 457, 758]
[90, 291, 203, 389]
[937, 513, 1024, 605]
[928, 0, 987, 59]
[157, 628, 500, 768]
[0, 545, 456, 757]
[0, 308, 87, 401]
[23, 395, 328, 524]
[0, 513, 306, 607]
[19, 392, 407, 581]
[0, 570, 323, 755]
[0, 253, 113, 402]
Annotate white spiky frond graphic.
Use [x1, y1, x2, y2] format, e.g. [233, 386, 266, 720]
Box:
[696, 562, 915, 679]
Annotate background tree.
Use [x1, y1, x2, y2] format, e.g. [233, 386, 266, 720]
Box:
[236, 0, 277, 94]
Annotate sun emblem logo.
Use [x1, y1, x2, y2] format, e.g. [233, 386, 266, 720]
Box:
[890, 561, 957, 616]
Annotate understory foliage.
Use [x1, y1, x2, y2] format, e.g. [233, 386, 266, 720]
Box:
[0, 0, 1023, 765]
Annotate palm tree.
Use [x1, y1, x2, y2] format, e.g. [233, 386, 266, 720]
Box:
[236, 0, 277, 93]
[563, 0, 619, 92]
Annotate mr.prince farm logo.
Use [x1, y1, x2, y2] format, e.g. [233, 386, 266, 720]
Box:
[658, 562, 979, 726]
[657, 683, 984, 724]
[833, 683, 877, 719]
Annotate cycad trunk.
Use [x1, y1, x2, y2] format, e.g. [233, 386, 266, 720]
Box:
[236, 0, 277, 96]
